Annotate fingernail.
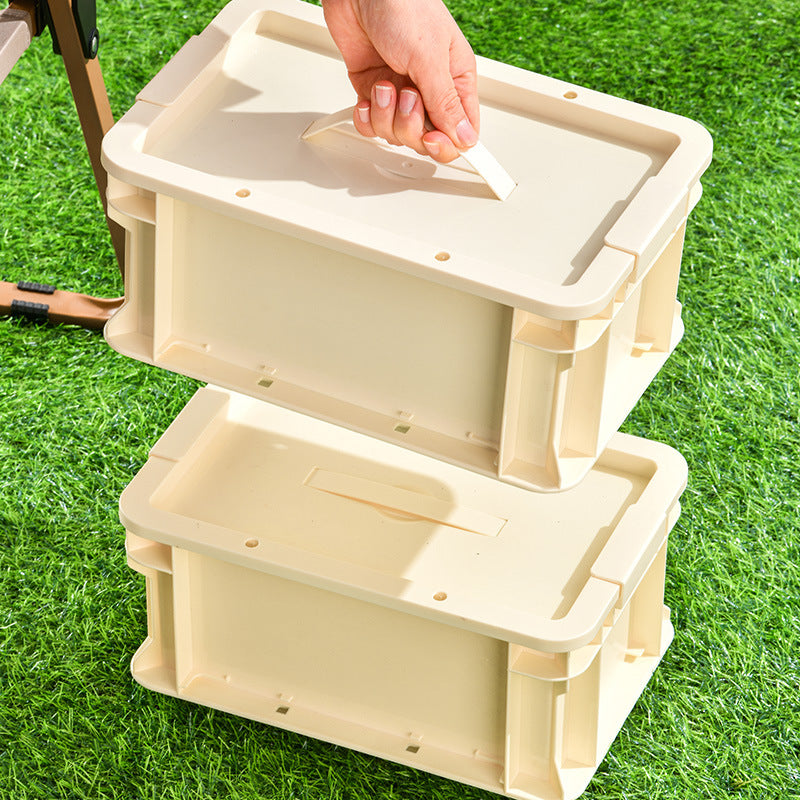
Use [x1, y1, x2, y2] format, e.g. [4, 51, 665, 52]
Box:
[456, 118, 478, 147]
[423, 139, 440, 157]
[398, 89, 416, 115]
[375, 84, 392, 109]
[357, 104, 370, 123]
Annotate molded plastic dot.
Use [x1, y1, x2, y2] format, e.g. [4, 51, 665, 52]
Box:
[245, 538, 259, 548]
[435, 251, 451, 261]
[563, 91, 578, 99]
[236, 188, 251, 197]
[433, 592, 448, 601]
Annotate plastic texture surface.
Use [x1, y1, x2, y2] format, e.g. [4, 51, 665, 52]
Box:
[102, 0, 712, 491]
[122, 386, 687, 800]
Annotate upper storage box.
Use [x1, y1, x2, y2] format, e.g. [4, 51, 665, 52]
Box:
[102, 0, 712, 491]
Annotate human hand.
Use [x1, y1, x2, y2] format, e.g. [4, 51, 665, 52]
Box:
[321, 0, 479, 163]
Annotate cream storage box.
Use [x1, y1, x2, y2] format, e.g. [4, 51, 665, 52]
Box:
[102, 0, 712, 492]
[122, 385, 687, 800]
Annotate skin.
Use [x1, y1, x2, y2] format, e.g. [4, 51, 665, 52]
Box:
[321, 0, 479, 163]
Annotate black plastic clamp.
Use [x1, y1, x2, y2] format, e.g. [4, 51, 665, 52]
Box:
[17, 281, 56, 295]
[10, 298, 50, 322]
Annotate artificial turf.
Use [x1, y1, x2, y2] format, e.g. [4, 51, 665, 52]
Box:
[0, 0, 798, 798]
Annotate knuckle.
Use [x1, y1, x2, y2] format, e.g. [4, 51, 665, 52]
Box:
[436, 87, 464, 121]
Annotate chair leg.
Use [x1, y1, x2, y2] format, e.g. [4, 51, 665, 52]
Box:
[0, 280, 123, 329]
[1, 0, 124, 331]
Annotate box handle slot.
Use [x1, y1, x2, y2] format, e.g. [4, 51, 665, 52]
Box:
[301, 106, 516, 201]
[305, 468, 506, 537]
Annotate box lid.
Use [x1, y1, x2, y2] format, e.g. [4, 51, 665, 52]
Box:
[121, 386, 687, 652]
[101, 0, 712, 318]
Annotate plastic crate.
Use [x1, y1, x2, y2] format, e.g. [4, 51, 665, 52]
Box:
[101, 0, 711, 492]
[122, 386, 686, 800]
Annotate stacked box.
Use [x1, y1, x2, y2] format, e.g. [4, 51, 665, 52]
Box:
[102, 1, 711, 798]
[123, 386, 684, 800]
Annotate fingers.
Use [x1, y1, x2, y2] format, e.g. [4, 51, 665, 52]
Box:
[421, 130, 459, 163]
[353, 100, 375, 138]
[411, 53, 479, 151]
[396, 88, 460, 161]
[395, 88, 425, 146]
[352, 82, 460, 163]
[370, 82, 403, 146]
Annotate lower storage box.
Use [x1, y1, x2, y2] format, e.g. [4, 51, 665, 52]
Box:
[121, 386, 686, 800]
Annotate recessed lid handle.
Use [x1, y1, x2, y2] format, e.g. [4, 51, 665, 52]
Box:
[305, 467, 506, 537]
[302, 106, 517, 201]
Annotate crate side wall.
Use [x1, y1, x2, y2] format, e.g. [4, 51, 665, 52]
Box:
[164, 200, 512, 447]
[182, 550, 507, 761]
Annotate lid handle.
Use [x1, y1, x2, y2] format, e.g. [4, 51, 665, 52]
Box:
[305, 467, 506, 537]
[302, 107, 516, 201]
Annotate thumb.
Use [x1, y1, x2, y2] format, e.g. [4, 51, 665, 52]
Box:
[413, 59, 479, 150]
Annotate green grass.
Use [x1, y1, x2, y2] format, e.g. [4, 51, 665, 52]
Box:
[1, 0, 798, 798]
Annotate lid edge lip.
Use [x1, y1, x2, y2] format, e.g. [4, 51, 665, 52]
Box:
[101, 142, 645, 319]
[118, 464, 625, 652]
